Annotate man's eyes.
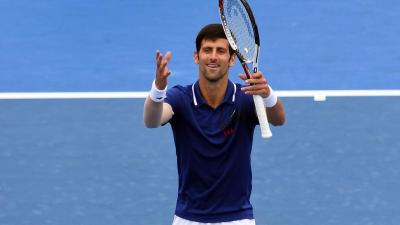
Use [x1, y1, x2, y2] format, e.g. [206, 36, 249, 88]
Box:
[202, 48, 227, 53]
[218, 49, 227, 53]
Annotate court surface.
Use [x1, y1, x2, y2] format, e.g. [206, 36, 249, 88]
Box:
[1, 0, 400, 225]
[1, 98, 400, 225]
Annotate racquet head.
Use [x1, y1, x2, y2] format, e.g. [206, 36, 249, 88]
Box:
[219, 0, 260, 68]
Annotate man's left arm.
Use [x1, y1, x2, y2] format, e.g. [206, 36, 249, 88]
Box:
[266, 98, 285, 126]
[239, 71, 285, 126]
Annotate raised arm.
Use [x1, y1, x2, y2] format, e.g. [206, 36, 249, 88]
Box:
[143, 50, 174, 128]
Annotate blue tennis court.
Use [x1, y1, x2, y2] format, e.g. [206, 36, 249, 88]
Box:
[1, 0, 400, 225]
[1, 98, 399, 225]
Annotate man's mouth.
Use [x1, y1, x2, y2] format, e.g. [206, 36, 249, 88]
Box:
[207, 63, 219, 69]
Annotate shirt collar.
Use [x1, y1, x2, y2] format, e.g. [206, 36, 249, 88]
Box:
[192, 80, 237, 107]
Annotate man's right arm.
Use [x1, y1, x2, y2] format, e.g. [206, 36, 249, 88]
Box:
[143, 97, 173, 128]
[143, 50, 173, 128]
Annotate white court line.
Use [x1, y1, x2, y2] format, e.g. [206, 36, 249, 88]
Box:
[0, 92, 149, 99]
[0, 90, 400, 100]
[277, 90, 400, 101]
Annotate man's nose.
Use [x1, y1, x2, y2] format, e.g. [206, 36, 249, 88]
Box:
[209, 50, 218, 60]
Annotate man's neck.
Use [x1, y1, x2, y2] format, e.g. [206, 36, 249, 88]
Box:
[198, 77, 228, 109]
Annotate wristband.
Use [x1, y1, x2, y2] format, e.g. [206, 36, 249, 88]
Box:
[149, 80, 167, 102]
[263, 85, 278, 108]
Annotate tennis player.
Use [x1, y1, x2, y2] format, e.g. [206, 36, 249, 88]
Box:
[143, 24, 285, 225]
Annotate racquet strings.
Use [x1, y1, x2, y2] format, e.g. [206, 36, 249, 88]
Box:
[222, 0, 256, 63]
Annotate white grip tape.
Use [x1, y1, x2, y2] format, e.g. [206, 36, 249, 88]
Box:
[253, 95, 272, 138]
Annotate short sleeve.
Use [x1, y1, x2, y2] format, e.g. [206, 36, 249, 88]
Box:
[163, 85, 189, 124]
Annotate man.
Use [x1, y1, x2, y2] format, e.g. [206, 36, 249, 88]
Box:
[143, 24, 285, 225]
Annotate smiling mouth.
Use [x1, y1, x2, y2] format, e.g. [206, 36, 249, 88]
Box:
[207, 63, 219, 69]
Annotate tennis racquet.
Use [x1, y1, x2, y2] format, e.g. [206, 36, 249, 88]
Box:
[218, 0, 272, 138]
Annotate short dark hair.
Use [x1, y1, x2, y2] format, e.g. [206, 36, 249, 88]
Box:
[195, 23, 234, 56]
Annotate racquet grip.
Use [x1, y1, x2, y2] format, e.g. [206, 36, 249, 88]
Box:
[253, 95, 272, 138]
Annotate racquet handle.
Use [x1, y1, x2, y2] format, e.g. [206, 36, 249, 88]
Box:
[253, 95, 272, 138]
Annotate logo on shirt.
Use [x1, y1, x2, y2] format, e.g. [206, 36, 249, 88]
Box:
[220, 109, 238, 137]
[223, 127, 234, 136]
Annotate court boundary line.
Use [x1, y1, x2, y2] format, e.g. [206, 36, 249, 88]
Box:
[0, 90, 400, 101]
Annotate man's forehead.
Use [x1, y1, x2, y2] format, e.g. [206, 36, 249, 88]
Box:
[201, 38, 230, 48]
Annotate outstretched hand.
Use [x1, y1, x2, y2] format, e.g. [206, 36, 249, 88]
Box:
[155, 50, 172, 90]
[239, 71, 271, 98]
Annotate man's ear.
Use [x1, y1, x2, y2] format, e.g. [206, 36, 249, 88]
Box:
[194, 51, 199, 64]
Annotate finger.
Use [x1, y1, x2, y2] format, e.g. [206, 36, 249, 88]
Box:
[155, 50, 160, 60]
[239, 73, 251, 81]
[156, 50, 163, 62]
[251, 71, 263, 78]
[164, 51, 172, 63]
[242, 89, 262, 95]
[253, 71, 270, 85]
[159, 59, 169, 73]
[254, 83, 269, 95]
[241, 83, 268, 95]
[159, 51, 171, 69]
[156, 52, 163, 67]
[242, 90, 267, 96]
[241, 83, 263, 91]
[255, 84, 270, 97]
[245, 77, 267, 85]
[238, 73, 248, 81]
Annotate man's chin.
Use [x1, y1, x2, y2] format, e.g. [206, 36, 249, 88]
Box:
[204, 73, 225, 82]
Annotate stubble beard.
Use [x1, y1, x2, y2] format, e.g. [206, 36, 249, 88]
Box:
[201, 65, 229, 83]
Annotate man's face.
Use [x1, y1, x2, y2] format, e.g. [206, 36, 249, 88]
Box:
[194, 38, 235, 82]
